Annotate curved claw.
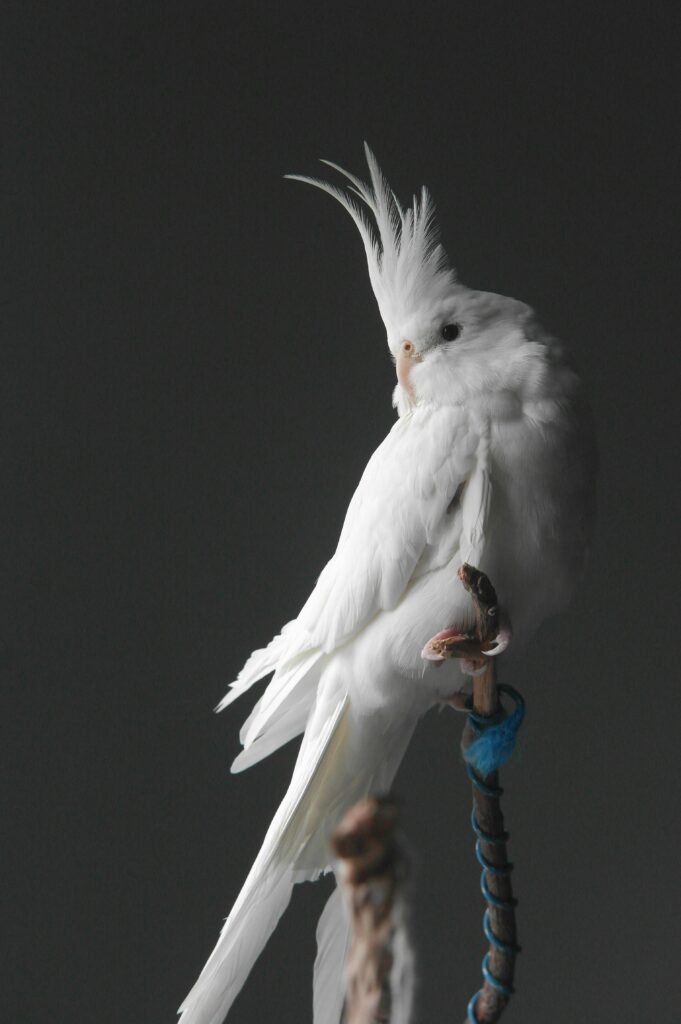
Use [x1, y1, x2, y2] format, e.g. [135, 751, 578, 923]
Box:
[483, 627, 512, 657]
[421, 645, 446, 662]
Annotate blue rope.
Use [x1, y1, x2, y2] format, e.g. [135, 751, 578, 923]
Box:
[475, 841, 513, 875]
[465, 684, 525, 1018]
[466, 763, 503, 798]
[464, 684, 525, 777]
[471, 807, 508, 843]
[480, 869, 517, 910]
[467, 990, 482, 1023]
[483, 910, 522, 955]
[482, 953, 515, 995]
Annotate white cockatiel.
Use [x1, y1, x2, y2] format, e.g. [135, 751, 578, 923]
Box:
[179, 147, 596, 1024]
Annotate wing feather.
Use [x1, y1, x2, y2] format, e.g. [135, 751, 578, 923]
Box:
[298, 404, 475, 650]
[222, 404, 478, 765]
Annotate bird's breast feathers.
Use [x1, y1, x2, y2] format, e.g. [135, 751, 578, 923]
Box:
[297, 404, 475, 651]
[300, 340, 592, 658]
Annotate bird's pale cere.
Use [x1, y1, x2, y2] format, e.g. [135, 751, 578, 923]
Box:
[396, 339, 421, 397]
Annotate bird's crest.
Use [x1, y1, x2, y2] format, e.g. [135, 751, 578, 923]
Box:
[286, 144, 457, 354]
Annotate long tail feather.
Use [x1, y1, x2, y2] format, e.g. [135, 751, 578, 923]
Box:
[179, 863, 295, 1024]
[178, 695, 349, 1024]
[313, 886, 350, 1024]
[182, 662, 422, 1024]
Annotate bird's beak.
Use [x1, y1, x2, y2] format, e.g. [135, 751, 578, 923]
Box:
[396, 340, 422, 397]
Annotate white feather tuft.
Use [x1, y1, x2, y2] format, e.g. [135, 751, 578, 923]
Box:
[286, 144, 457, 353]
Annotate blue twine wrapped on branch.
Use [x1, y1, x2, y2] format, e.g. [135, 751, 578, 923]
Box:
[464, 682, 525, 1023]
[464, 684, 525, 777]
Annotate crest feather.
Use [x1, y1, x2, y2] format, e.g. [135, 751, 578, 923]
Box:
[286, 144, 457, 351]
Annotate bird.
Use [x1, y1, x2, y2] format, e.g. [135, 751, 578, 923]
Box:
[178, 145, 597, 1024]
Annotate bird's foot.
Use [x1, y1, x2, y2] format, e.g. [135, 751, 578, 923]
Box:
[421, 622, 512, 674]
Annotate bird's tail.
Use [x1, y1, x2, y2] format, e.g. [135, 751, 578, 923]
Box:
[178, 684, 350, 1024]
[313, 886, 350, 1024]
[179, 676, 419, 1024]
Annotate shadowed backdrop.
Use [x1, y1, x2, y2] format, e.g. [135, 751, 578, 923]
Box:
[2, 2, 679, 1022]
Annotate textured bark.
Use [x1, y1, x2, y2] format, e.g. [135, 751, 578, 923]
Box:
[331, 798, 403, 1024]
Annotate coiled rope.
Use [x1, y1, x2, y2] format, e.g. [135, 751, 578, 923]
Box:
[465, 684, 525, 1023]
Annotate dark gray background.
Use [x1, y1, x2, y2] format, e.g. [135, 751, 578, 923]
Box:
[3, 3, 679, 1022]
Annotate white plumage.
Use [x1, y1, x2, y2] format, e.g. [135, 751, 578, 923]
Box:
[179, 146, 596, 1024]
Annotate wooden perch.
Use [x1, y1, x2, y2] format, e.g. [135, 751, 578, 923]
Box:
[457, 564, 519, 1023]
[331, 797, 405, 1024]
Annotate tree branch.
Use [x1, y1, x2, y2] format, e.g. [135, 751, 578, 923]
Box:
[331, 797, 407, 1024]
[457, 564, 519, 1024]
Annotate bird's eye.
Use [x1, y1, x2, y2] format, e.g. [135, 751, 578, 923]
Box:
[441, 323, 462, 341]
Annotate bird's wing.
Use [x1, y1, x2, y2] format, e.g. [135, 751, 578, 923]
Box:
[298, 403, 475, 651]
[221, 403, 478, 759]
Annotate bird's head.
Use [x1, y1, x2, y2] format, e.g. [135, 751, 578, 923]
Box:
[287, 146, 544, 415]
